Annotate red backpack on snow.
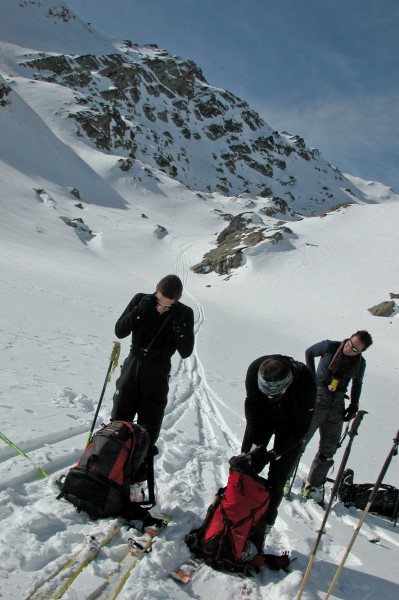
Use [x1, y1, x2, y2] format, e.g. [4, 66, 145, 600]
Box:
[185, 448, 290, 573]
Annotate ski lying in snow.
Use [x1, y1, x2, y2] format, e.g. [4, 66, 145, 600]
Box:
[26, 524, 122, 600]
[90, 513, 172, 600]
[170, 556, 204, 584]
[170, 555, 258, 586]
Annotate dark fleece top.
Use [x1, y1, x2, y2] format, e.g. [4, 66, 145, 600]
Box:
[115, 292, 194, 360]
[243, 354, 316, 455]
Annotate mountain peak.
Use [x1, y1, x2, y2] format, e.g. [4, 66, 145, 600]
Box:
[1, 0, 397, 276]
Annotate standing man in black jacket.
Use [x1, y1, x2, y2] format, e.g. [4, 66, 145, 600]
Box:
[241, 355, 316, 528]
[301, 330, 373, 503]
[111, 274, 195, 447]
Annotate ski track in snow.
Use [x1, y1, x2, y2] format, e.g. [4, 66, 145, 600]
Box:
[0, 237, 244, 600]
[1, 238, 398, 599]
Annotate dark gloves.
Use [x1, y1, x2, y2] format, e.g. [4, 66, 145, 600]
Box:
[261, 551, 291, 571]
[137, 294, 157, 317]
[129, 511, 166, 533]
[246, 446, 279, 473]
[265, 449, 281, 462]
[344, 403, 358, 421]
[169, 302, 185, 330]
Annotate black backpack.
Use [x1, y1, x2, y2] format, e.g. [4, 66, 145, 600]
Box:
[185, 448, 290, 573]
[57, 421, 154, 520]
[338, 468, 399, 520]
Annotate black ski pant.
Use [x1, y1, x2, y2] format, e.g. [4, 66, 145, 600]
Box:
[111, 350, 171, 446]
[266, 442, 303, 525]
[241, 425, 302, 526]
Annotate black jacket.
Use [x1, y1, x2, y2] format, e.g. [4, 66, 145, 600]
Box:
[115, 292, 194, 360]
[243, 354, 316, 455]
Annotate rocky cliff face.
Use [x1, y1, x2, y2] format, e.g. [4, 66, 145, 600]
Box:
[2, 1, 385, 276]
[20, 42, 362, 217]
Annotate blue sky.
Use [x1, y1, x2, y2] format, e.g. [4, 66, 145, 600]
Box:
[67, 0, 399, 191]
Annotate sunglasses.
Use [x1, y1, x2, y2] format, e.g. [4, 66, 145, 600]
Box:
[156, 299, 174, 310]
[347, 338, 362, 353]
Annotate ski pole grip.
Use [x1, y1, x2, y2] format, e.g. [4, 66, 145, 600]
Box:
[393, 429, 399, 456]
[348, 410, 367, 436]
[108, 341, 121, 381]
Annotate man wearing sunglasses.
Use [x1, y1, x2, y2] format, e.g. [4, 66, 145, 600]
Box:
[111, 274, 194, 448]
[241, 355, 317, 530]
[300, 330, 373, 503]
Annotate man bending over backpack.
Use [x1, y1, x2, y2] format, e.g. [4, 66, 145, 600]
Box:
[241, 355, 316, 529]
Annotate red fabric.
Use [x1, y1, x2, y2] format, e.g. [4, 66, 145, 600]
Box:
[203, 470, 269, 559]
[108, 422, 135, 485]
[77, 421, 136, 486]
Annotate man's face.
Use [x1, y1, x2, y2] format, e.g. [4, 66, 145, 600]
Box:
[155, 291, 175, 314]
[343, 335, 366, 356]
[265, 388, 288, 403]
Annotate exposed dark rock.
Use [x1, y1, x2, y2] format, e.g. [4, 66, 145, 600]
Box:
[60, 216, 95, 244]
[259, 186, 273, 198]
[157, 110, 168, 122]
[252, 135, 275, 151]
[259, 197, 294, 217]
[47, 6, 73, 22]
[243, 158, 273, 178]
[62, 216, 92, 233]
[192, 213, 269, 275]
[224, 119, 243, 133]
[34, 188, 56, 206]
[368, 301, 396, 317]
[196, 95, 227, 118]
[142, 58, 205, 98]
[171, 112, 185, 127]
[118, 158, 134, 171]
[154, 224, 168, 239]
[319, 203, 352, 217]
[204, 123, 226, 140]
[241, 110, 263, 130]
[0, 82, 12, 105]
[143, 104, 157, 122]
[18, 42, 365, 248]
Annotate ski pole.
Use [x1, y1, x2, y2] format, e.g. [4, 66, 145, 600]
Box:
[338, 422, 350, 448]
[285, 452, 301, 499]
[324, 427, 399, 599]
[0, 431, 49, 478]
[393, 491, 399, 527]
[296, 410, 367, 600]
[86, 341, 121, 448]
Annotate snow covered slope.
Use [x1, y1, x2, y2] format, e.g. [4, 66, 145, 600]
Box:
[0, 2, 399, 599]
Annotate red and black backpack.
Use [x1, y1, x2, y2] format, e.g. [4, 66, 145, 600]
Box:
[57, 421, 154, 520]
[185, 448, 290, 573]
